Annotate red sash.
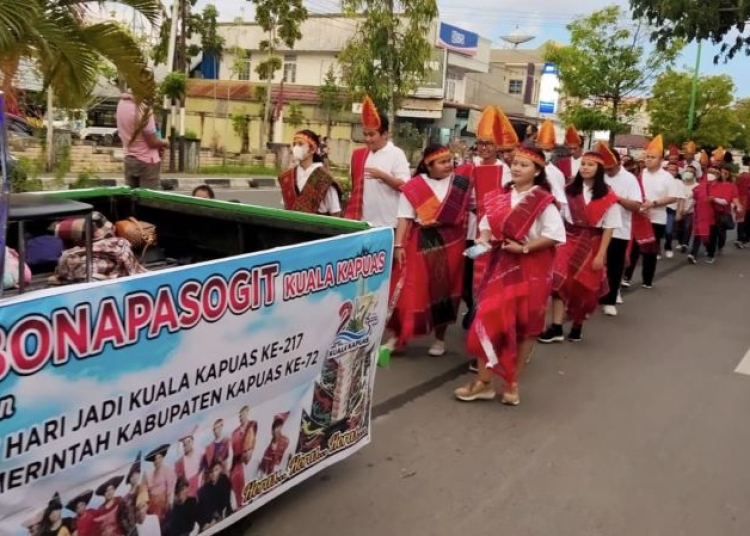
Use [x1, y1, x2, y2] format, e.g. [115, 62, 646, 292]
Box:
[388, 174, 470, 345]
[467, 187, 556, 384]
[344, 147, 369, 220]
[693, 180, 713, 239]
[557, 157, 573, 181]
[632, 174, 658, 254]
[553, 190, 617, 324]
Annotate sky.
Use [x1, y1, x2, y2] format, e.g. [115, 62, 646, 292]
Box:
[178, 0, 750, 98]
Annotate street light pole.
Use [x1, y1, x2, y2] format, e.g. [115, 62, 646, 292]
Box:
[687, 40, 702, 137]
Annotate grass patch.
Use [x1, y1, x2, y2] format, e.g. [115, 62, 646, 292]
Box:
[196, 165, 277, 176]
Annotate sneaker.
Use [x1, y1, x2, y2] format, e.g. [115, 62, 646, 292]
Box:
[454, 380, 496, 402]
[743, 242, 750, 248]
[568, 326, 583, 342]
[468, 360, 478, 373]
[383, 337, 398, 352]
[428, 340, 446, 357]
[538, 325, 564, 344]
[687, 254, 697, 265]
[501, 384, 520, 406]
[657, 254, 663, 260]
[735, 241, 744, 249]
[705, 257, 716, 264]
[642, 284, 654, 289]
[603, 305, 618, 316]
[621, 279, 632, 288]
[665, 250, 674, 259]
[616, 291, 623, 304]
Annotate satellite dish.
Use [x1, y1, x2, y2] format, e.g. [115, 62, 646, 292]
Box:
[500, 27, 536, 48]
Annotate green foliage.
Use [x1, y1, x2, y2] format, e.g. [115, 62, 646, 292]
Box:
[631, 0, 750, 63]
[161, 72, 187, 103]
[184, 128, 199, 140]
[287, 102, 305, 128]
[54, 143, 71, 184]
[730, 98, 750, 153]
[647, 70, 738, 147]
[318, 65, 343, 136]
[248, 0, 308, 152]
[545, 5, 682, 143]
[10, 158, 43, 192]
[339, 0, 438, 119]
[200, 4, 225, 58]
[196, 164, 277, 175]
[72, 169, 99, 189]
[231, 112, 251, 153]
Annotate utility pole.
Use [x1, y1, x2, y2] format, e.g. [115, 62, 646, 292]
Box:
[164, 0, 180, 172]
[387, 0, 396, 132]
[687, 40, 702, 138]
[178, 0, 188, 172]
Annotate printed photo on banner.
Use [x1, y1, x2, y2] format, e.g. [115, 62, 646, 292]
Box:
[0, 228, 393, 536]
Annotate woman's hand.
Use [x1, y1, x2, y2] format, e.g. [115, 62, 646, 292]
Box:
[501, 240, 524, 255]
[592, 254, 605, 271]
[395, 247, 406, 266]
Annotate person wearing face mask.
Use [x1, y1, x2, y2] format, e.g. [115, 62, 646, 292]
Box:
[278, 129, 342, 216]
[663, 162, 682, 258]
[623, 135, 681, 289]
[688, 165, 736, 263]
[538, 151, 620, 344]
[676, 165, 698, 253]
[382, 145, 472, 358]
[456, 147, 565, 406]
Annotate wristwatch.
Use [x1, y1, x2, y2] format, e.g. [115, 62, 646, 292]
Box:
[522, 244, 530, 254]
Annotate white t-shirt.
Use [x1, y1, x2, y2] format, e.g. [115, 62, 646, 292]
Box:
[362, 142, 412, 227]
[605, 168, 643, 240]
[562, 185, 623, 229]
[642, 168, 685, 224]
[545, 163, 568, 208]
[296, 163, 341, 214]
[478, 186, 567, 244]
[681, 182, 696, 214]
[397, 174, 453, 224]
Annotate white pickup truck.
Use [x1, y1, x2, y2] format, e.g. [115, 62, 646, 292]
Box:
[76, 126, 120, 146]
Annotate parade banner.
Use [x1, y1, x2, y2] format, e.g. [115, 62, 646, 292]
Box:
[0, 227, 392, 536]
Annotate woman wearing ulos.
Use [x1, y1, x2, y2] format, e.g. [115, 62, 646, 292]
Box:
[277, 129, 342, 216]
[455, 147, 565, 406]
[382, 144, 472, 357]
[539, 150, 621, 344]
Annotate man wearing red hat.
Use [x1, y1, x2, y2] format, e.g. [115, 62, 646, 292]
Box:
[564, 125, 584, 179]
[535, 119, 568, 209]
[344, 96, 411, 228]
[623, 135, 682, 289]
[596, 143, 643, 316]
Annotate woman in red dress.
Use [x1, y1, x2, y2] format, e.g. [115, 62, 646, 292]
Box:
[455, 147, 566, 406]
[539, 151, 620, 343]
[383, 144, 472, 357]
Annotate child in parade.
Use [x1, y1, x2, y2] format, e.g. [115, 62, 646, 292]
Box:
[455, 147, 565, 406]
[539, 151, 620, 344]
[383, 145, 472, 357]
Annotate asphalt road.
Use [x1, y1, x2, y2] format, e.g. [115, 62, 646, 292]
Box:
[219, 229, 750, 536]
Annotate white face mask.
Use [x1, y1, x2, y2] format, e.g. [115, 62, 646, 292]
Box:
[292, 145, 310, 162]
[683, 172, 695, 181]
[543, 151, 553, 163]
[707, 173, 718, 182]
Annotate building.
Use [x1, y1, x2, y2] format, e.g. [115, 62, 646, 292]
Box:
[193, 15, 491, 154]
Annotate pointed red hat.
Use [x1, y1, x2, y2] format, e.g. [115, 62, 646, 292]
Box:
[496, 108, 519, 150]
[536, 119, 556, 150]
[564, 125, 582, 148]
[594, 141, 619, 169]
[361, 96, 381, 131]
[475, 106, 502, 143]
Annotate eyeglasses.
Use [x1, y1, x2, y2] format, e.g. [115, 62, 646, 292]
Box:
[476, 141, 495, 148]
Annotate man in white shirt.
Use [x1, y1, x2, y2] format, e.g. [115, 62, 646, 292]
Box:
[344, 97, 411, 227]
[623, 135, 682, 289]
[598, 146, 642, 315]
[534, 119, 568, 208]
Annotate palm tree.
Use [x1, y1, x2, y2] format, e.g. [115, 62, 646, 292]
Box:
[0, 0, 161, 111]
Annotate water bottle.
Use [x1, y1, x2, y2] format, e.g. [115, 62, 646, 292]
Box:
[464, 242, 492, 259]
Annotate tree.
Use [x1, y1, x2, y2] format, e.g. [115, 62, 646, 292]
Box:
[339, 0, 438, 128]
[317, 65, 343, 138]
[631, 0, 750, 63]
[200, 4, 225, 73]
[647, 70, 738, 148]
[545, 5, 682, 145]
[731, 98, 750, 153]
[249, 0, 308, 153]
[287, 102, 305, 128]
[231, 111, 251, 153]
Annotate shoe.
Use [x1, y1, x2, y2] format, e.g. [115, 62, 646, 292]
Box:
[428, 340, 446, 357]
[687, 254, 697, 265]
[657, 254, 663, 260]
[454, 380, 496, 402]
[616, 291, 623, 304]
[383, 337, 398, 352]
[642, 284, 654, 289]
[603, 305, 618, 316]
[735, 241, 744, 249]
[538, 325, 564, 344]
[568, 326, 583, 342]
[501, 383, 520, 406]
[468, 360, 478, 373]
[665, 250, 674, 259]
[705, 257, 715, 264]
[621, 279, 632, 288]
[743, 242, 750, 248]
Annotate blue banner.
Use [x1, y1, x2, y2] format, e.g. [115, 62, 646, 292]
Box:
[437, 22, 479, 57]
[0, 228, 393, 536]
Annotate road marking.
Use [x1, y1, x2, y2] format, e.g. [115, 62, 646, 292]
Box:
[734, 347, 750, 376]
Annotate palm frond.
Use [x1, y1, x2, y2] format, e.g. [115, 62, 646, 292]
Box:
[57, 0, 162, 25]
[0, 0, 42, 54]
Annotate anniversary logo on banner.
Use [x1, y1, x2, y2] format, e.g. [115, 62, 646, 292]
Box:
[0, 228, 392, 536]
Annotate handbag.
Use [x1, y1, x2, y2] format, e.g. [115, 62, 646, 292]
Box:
[114, 218, 157, 257]
[718, 212, 735, 230]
